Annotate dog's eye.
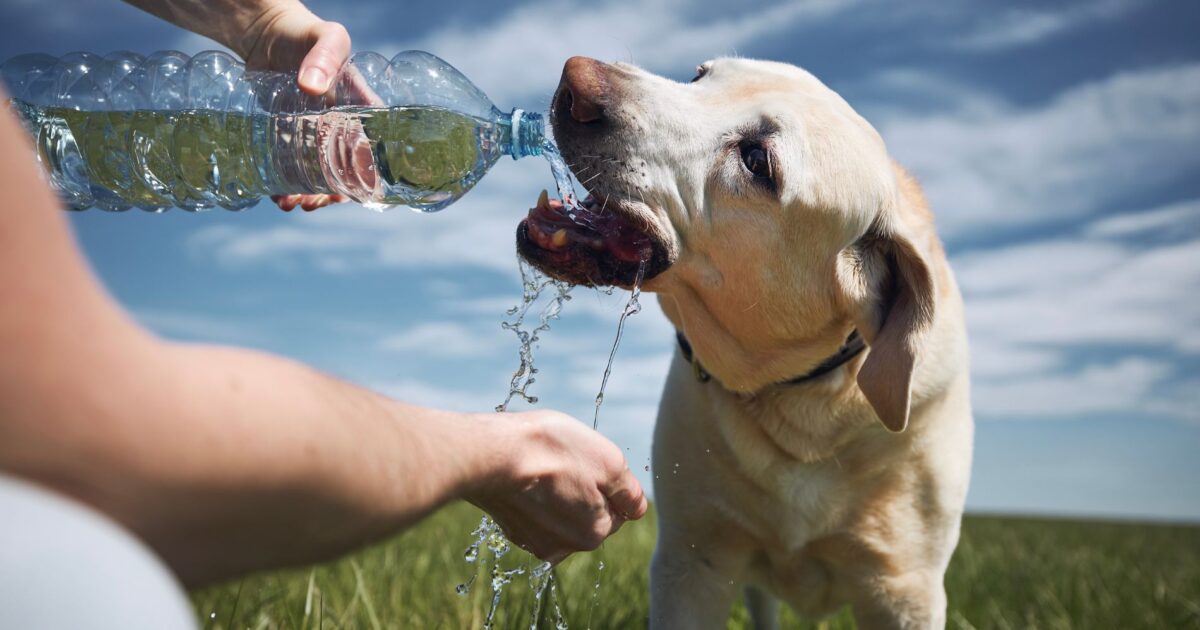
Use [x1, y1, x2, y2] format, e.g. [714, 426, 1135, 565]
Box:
[740, 143, 772, 182]
[690, 64, 709, 83]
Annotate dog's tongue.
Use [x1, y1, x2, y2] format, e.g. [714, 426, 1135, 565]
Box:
[526, 190, 651, 263]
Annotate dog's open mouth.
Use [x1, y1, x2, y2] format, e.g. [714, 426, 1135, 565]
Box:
[517, 190, 670, 287]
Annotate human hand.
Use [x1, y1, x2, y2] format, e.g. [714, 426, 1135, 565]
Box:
[465, 410, 648, 564]
[239, 2, 353, 212]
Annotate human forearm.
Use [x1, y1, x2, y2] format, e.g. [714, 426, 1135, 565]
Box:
[127, 344, 481, 583]
[2, 333, 494, 585]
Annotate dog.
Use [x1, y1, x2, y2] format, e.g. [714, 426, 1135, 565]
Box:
[517, 56, 973, 629]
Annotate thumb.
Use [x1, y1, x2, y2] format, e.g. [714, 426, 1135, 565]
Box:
[297, 22, 352, 96]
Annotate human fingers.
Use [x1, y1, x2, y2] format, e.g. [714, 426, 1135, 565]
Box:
[298, 194, 338, 211]
[273, 194, 300, 211]
[272, 193, 346, 211]
[337, 64, 388, 107]
[297, 21, 351, 96]
[601, 463, 648, 521]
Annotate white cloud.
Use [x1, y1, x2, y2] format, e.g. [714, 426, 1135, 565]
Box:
[875, 63, 1200, 238]
[960, 236, 1200, 351]
[566, 351, 674, 404]
[967, 338, 1062, 380]
[189, 223, 369, 269]
[972, 358, 1169, 418]
[398, 0, 858, 106]
[955, 200, 1200, 422]
[379, 322, 504, 358]
[1086, 198, 1200, 240]
[372, 378, 501, 413]
[946, 0, 1138, 51]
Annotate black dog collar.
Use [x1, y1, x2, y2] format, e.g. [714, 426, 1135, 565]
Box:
[675, 330, 866, 387]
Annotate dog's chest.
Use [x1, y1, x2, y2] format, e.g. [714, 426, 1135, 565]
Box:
[707, 381, 879, 550]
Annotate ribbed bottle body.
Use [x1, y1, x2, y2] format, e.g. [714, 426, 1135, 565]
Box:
[2, 50, 545, 212]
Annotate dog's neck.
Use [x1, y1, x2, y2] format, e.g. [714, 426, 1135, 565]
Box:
[656, 287, 859, 393]
[674, 329, 865, 388]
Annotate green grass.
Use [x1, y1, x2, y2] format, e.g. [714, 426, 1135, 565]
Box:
[192, 503, 1200, 629]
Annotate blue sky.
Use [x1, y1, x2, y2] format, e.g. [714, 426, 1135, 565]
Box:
[2, 0, 1198, 521]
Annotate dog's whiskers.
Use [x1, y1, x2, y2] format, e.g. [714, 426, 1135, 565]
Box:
[580, 171, 604, 187]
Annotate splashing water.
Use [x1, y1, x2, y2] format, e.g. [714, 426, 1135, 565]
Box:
[456, 257, 573, 629]
[457, 140, 649, 629]
[527, 561, 552, 629]
[527, 560, 568, 630]
[455, 516, 492, 595]
[495, 260, 573, 412]
[592, 260, 647, 430]
[585, 560, 607, 630]
[581, 264, 645, 628]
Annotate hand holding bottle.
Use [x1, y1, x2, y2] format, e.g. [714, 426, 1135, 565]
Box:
[124, 0, 354, 211]
[237, 2, 356, 211]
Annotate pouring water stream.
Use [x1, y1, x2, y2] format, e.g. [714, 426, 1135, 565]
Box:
[457, 142, 647, 629]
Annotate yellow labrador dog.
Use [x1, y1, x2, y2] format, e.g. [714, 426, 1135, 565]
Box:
[518, 56, 973, 629]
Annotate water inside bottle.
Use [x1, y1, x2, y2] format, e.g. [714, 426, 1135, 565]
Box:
[10, 99, 501, 212]
[349, 106, 498, 211]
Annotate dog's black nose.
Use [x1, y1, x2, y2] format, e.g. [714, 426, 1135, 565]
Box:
[557, 56, 607, 124]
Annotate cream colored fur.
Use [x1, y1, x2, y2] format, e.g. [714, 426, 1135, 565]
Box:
[564, 58, 973, 629]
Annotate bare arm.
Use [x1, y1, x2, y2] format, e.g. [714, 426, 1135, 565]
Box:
[0, 103, 645, 586]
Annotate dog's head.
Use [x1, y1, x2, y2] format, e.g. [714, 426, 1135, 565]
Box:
[517, 57, 939, 432]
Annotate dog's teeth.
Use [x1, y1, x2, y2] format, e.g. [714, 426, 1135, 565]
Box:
[552, 229, 569, 248]
[537, 189, 549, 210]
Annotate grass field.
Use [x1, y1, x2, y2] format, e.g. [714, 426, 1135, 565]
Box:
[191, 503, 1200, 629]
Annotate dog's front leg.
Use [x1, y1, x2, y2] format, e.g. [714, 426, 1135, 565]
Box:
[848, 570, 947, 630]
[648, 543, 740, 630]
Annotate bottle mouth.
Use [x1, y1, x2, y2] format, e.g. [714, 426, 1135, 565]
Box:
[509, 109, 545, 159]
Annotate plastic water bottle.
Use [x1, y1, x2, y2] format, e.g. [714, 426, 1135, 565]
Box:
[0, 50, 547, 212]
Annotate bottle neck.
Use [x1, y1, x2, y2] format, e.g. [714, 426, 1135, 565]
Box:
[505, 109, 545, 160]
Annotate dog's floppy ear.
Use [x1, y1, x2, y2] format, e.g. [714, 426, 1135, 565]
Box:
[853, 220, 936, 433]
